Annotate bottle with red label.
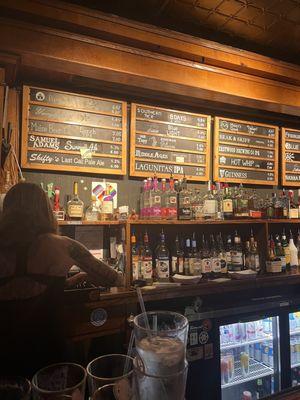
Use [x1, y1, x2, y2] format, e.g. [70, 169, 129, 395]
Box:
[166, 175, 178, 220]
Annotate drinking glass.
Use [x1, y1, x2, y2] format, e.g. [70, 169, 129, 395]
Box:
[0, 376, 31, 400]
[87, 354, 133, 398]
[133, 358, 188, 400]
[133, 311, 188, 376]
[31, 362, 86, 399]
[92, 384, 116, 400]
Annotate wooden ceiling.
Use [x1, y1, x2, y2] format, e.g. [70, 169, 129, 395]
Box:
[65, 0, 300, 65]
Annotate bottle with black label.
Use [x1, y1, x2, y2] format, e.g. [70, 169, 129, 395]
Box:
[140, 231, 153, 284]
[155, 230, 170, 282]
[222, 185, 233, 220]
[178, 175, 192, 220]
[231, 231, 244, 271]
[171, 235, 184, 275]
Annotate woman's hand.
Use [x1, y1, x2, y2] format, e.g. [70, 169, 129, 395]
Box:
[65, 272, 88, 288]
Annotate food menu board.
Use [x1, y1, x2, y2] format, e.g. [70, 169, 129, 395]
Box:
[281, 127, 300, 186]
[130, 103, 211, 181]
[21, 86, 127, 175]
[214, 117, 278, 185]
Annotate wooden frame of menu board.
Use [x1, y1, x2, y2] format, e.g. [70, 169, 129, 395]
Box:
[214, 116, 279, 185]
[130, 103, 211, 181]
[281, 127, 300, 186]
[21, 86, 127, 175]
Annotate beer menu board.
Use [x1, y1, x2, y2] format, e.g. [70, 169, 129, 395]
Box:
[214, 117, 278, 185]
[21, 86, 127, 175]
[281, 127, 300, 186]
[130, 103, 211, 181]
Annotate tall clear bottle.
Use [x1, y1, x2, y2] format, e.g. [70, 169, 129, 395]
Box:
[171, 235, 184, 275]
[217, 233, 227, 275]
[67, 182, 84, 221]
[184, 237, 192, 275]
[231, 231, 244, 271]
[140, 231, 153, 284]
[155, 230, 170, 282]
[289, 230, 299, 274]
[85, 194, 100, 221]
[225, 235, 233, 272]
[282, 228, 291, 271]
[131, 232, 140, 281]
[178, 175, 192, 220]
[203, 181, 217, 220]
[210, 234, 222, 278]
[166, 175, 178, 220]
[201, 234, 212, 279]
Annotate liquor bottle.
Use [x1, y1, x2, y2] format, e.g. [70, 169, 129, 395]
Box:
[268, 235, 276, 261]
[160, 178, 167, 219]
[203, 181, 217, 220]
[235, 184, 249, 218]
[215, 182, 224, 220]
[289, 230, 299, 274]
[289, 190, 298, 219]
[140, 231, 153, 284]
[225, 235, 233, 271]
[275, 234, 286, 273]
[210, 234, 222, 278]
[155, 230, 170, 282]
[85, 194, 100, 221]
[67, 182, 84, 221]
[282, 189, 289, 219]
[184, 237, 192, 275]
[101, 185, 114, 221]
[244, 241, 251, 269]
[189, 232, 197, 275]
[140, 179, 147, 219]
[201, 235, 212, 279]
[273, 193, 283, 219]
[265, 194, 274, 219]
[178, 175, 192, 220]
[52, 186, 65, 221]
[249, 231, 260, 272]
[191, 189, 203, 220]
[231, 231, 244, 271]
[249, 189, 262, 218]
[222, 185, 233, 220]
[217, 233, 227, 274]
[296, 230, 300, 267]
[171, 235, 184, 275]
[150, 175, 162, 220]
[282, 229, 291, 271]
[131, 232, 140, 281]
[166, 175, 178, 220]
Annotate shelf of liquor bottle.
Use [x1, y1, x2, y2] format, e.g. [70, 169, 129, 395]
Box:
[58, 220, 121, 226]
[221, 335, 273, 350]
[221, 359, 274, 389]
[129, 219, 266, 225]
[267, 219, 300, 224]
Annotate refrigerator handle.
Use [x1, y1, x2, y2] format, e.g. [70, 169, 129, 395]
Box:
[279, 312, 291, 390]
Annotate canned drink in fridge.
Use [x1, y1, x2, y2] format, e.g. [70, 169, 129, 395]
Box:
[239, 323, 247, 341]
[255, 320, 264, 338]
[262, 343, 269, 365]
[268, 344, 274, 368]
[254, 343, 262, 362]
[240, 352, 249, 376]
[246, 321, 256, 340]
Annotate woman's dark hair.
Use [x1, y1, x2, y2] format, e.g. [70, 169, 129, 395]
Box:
[0, 182, 58, 248]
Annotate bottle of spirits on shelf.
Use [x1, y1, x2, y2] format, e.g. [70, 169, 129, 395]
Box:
[155, 230, 170, 281]
[67, 182, 84, 221]
[215, 182, 224, 220]
[150, 175, 162, 220]
[171, 235, 184, 275]
[140, 179, 147, 219]
[244, 241, 251, 269]
[141, 231, 153, 284]
[203, 181, 217, 219]
[282, 189, 289, 219]
[273, 193, 283, 219]
[282, 229, 291, 271]
[231, 231, 244, 271]
[143, 177, 152, 219]
[249, 231, 260, 272]
[289, 190, 298, 219]
[53, 186, 65, 221]
[266, 194, 274, 219]
[184, 237, 192, 275]
[275, 234, 286, 273]
[268, 235, 276, 262]
[189, 232, 197, 275]
[210, 234, 222, 278]
[225, 235, 233, 271]
[85, 194, 100, 222]
[166, 175, 178, 220]
[131, 232, 140, 281]
[249, 189, 262, 218]
[217, 233, 227, 275]
[160, 178, 167, 219]
[289, 230, 299, 274]
[223, 185, 233, 220]
[178, 175, 192, 220]
[234, 184, 249, 218]
[201, 234, 212, 279]
[101, 186, 114, 221]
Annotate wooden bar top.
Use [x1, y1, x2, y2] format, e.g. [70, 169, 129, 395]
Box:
[269, 387, 300, 399]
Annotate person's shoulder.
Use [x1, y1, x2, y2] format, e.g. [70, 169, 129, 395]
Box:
[36, 233, 72, 247]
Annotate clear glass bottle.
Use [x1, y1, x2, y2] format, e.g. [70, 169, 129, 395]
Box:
[275, 235, 286, 273]
[234, 184, 249, 218]
[201, 234, 212, 279]
[225, 235, 233, 272]
[249, 189, 262, 218]
[282, 228, 291, 271]
[131, 232, 140, 281]
[140, 179, 147, 220]
[67, 182, 84, 221]
[166, 175, 178, 220]
[273, 192, 283, 219]
[210, 234, 221, 278]
[249, 233, 260, 272]
[184, 237, 192, 275]
[289, 230, 299, 274]
[223, 185, 233, 220]
[160, 178, 167, 219]
[101, 186, 114, 221]
[155, 230, 170, 282]
[140, 231, 153, 284]
[215, 182, 224, 220]
[85, 194, 100, 222]
[288, 190, 298, 219]
[189, 232, 198, 275]
[171, 235, 184, 275]
[178, 175, 192, 220]
[282, 189, 289, 219]
[203, 181, 217, 219]
[150, 175, 162, 220]
[143, 177, 152, 220]
[231, 231, 244, 271]
[217, 233, 227, 275]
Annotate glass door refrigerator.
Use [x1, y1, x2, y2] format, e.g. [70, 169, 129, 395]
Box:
[288, 311, 300, 387]
[220, 317, 280, 399]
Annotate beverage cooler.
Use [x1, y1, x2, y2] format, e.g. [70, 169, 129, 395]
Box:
[185, 298, 293, 400]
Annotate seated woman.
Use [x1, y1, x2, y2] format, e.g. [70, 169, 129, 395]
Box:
[0, 182, 123, 378]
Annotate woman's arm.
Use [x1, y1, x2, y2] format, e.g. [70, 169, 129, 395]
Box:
[67, 238, 123, 287]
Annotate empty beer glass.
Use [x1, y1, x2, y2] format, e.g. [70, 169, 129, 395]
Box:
[87, 354, 134, 398]
[0, 376, 31, 400]
[31, 362, 86, 399]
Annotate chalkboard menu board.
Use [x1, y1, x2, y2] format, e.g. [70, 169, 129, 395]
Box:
[214, 117, 278, 185]
[281, 127, 300, 186]
[21, 86, 127, 175]
[130, 103, 211, 181]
